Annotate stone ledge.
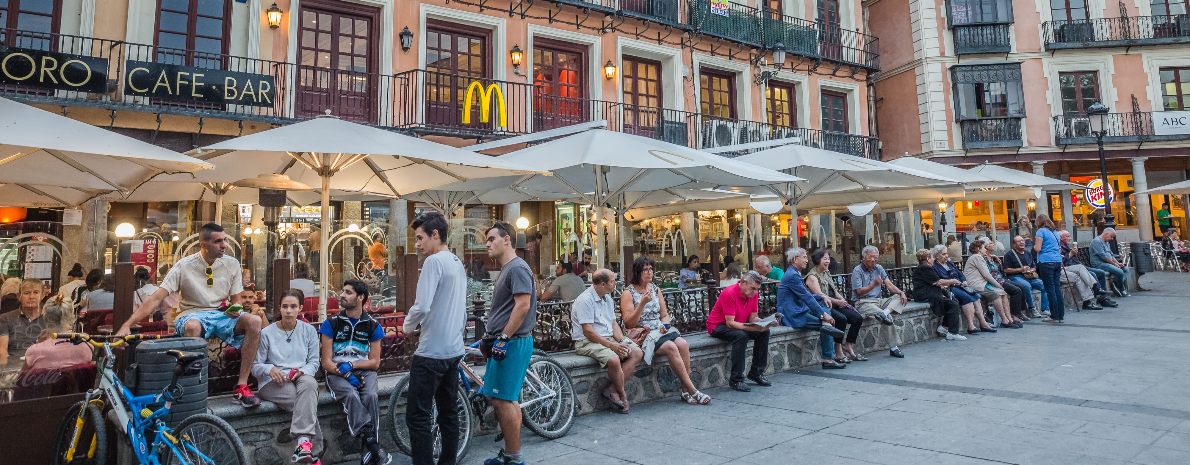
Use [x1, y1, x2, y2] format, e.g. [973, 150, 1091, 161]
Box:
[212, 302, 938, 464]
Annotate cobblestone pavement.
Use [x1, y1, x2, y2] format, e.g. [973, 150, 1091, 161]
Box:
[374, 272, 1190, 465]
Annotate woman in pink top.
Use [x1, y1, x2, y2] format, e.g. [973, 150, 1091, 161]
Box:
[22, 296, 93, 371]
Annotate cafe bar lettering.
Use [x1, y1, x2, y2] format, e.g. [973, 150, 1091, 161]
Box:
[0, 47, 274, 106]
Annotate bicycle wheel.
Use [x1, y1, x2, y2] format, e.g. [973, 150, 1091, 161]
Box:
[53, 400, 107, 465]
[165, 414, 248, 465]
[388, 375, 473, 463]
[521, 355, 576, 439]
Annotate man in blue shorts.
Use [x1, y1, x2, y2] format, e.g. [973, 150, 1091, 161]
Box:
[119, 223, 262, 408]
[482, 222, 537, 465]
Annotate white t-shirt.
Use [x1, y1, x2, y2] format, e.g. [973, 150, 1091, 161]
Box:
[570, 287, 617, 341]
[289, 278, 316, 298]
[134, 284, 159, 309]
[160, 253, 244, 317]
[402, 250, 466, 359]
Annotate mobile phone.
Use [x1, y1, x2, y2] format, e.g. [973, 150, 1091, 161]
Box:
[224, 304, 244, 314]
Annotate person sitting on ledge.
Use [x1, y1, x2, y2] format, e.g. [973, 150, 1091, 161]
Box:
[571, 268, 642, 413]
[911, 249, 965, 341]
[708, 270, 779, 391]
[777, 247, 847, 369]
[851, 246, 910, 358]
[802, 249, 866, 363]
[1059, 231, 1117, 309]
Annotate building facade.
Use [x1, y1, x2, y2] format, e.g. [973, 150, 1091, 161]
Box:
[867, 0, 1190, 243]
[1, 0, 881, 280]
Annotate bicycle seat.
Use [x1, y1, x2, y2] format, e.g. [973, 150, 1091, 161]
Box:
[166, 350, 204, 376]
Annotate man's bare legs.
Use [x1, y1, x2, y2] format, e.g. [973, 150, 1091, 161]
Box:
[234, 313, 262, 385]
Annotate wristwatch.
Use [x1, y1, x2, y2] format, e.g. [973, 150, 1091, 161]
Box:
[498, 333, 510, 341]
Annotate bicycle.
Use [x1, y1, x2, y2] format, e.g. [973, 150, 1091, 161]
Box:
[387, 342, 576, 463]
[51, 333, 249, 465]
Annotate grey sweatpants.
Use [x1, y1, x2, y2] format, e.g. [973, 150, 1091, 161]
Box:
[258, 375, 324, 456]
[326, 370, 380, 441]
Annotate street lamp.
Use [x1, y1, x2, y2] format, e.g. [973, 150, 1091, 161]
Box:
[515, 216, 529, 249]
[1086, 100, 1117, 250]
[937, 200, 948, 245]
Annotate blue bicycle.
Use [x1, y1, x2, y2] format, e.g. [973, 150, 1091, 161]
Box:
[51, 333, 248, 465]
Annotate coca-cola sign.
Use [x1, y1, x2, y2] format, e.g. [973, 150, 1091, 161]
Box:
[1084, 179, 1115, 209]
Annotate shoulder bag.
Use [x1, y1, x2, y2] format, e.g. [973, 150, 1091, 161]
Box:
[1010, 249, 1040, 280]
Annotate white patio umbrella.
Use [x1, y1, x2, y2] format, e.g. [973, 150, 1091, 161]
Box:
[888, 157, 1042, 200]
[1133, 179, 1190, 196]
[0, 97, 211, 204]
[401, 176, 580, 214]
[0, 183, 111, 207]
[966, 163, 1083, 245]
[496, 129, 802, 268]
[179, 115, 541, 319]
[102, 180, 389, 218]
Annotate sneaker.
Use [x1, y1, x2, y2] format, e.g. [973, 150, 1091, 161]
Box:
[485, 449, 525, 465]
[937, 325, 948, 337]
[292, 438, 316, 464]
[874, 311, 894, 326]
[232, 384, 260, 408]
[945, 332, 967, 341]
[361, 442, 391, 465]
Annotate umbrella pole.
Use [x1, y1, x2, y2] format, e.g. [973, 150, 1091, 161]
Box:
[594, 165, 605, 269]
[319, 172, 331, 321]
[989, 201, 997, 247]
[617, 197, 626, 281]
[214, 192, 224, 225]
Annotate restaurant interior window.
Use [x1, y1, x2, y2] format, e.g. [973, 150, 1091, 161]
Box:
[766, 81, 797, 128]
[952, 63, 1025, 119]
[699, 68, 736, 119]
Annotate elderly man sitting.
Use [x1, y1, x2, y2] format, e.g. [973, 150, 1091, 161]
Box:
[753, 255, 783, 281]
[708, 270, 781, 391]
[852, 246, 910, 358]
[777, 248, 847, 370]
[572, 269, 642, 413]
[1059, 231, 1117, 308]
[1090, 228, 1132, 297]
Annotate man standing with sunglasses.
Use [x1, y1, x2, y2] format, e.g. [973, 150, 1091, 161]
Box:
[119, 222, 262, 408]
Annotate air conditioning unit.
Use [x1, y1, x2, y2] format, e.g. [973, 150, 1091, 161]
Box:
[701, 119, 741, 148]
[770, 128, 800, 142]
[659, 120, 689, 147]
[737, 126, 765, 145]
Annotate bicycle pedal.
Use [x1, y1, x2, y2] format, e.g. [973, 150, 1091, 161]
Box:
[494, 432, 504, 442]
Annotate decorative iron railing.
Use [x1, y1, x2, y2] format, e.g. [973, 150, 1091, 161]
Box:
[762, 13, 820, 59]
[952, 24, 1012, 54]
[690, 0, 764, 46]
[1043, 15, 1190, 50]
[816, 22, 881, 69]
[959, 117, 1024, 148]
[389, 69, 540, 138]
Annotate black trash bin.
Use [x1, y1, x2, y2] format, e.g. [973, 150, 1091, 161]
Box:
[1130, 242, 1154, 274]
[125, 337, 208, 427]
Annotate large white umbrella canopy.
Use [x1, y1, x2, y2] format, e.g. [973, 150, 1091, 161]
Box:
[182, 116, 542, 319]
[496, 129, 802, 267]
[0, 97, 211, 203]
[967, 163, 1082, 191]
[1136, 179, 1190, 196]
[402, 176, 579, 213]
[0, 183, 109, 207]
[888, 157, 1041, 200]
[104, 181, 388, 207]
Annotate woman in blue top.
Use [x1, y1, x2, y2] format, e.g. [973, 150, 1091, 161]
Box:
[1033, 214, 1065, 323]
[679, 255, 701, 290]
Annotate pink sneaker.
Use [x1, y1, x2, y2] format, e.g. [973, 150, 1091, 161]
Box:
[232, 384, 260, 408]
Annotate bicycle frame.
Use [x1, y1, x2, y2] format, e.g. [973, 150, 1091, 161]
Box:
[456, 346, 555, 410]
[68, 339, 215, 465]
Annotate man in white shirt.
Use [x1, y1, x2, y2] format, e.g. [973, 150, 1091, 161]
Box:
[402, 212, 467, 465]
[571, 268, 642, 414]
[118, 223, 262, 408]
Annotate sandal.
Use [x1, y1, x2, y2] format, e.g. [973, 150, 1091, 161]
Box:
[680, 392, 699, 405]
[834, 356, 851, 364]
[849, 353, 868, 361]
[692, 390, 711, 405]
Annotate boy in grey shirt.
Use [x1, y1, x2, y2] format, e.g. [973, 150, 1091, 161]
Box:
[402, 212, 468, 465]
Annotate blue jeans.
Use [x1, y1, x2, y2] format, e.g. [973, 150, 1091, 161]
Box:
[1009, 276, 1048, 311]
[1094, 263, 1127, 293]
[1086, 266, 1107, 290]
[1037, 262, 1064, 320]
[804, 314, 836, 360]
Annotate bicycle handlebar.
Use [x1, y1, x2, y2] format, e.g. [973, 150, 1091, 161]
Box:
[52, 333, 164, 347]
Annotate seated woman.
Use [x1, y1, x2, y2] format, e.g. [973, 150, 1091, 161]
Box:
[984, 243, 1027, 326]
[679, 255, 702, 290]
[802, 249, 866, 362]
[252, 290, 323, 464]
[964, 240, 1019, 329]
[23, 296, 93, 372]
[932, 245, 994, 334]
[290, 262, 317, 298]
[82, 275, 115, 312]
[621, 256, 710, 406]
[1162, 228, 1190, 272]
[720, 263, 742, 287]
[911, 249, 965, 340]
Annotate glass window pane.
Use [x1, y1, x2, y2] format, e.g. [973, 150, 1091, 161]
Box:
[302, 30, 314, 47]
[340, 17, 351, 36]
[318, 13, 330, 31]
[1161, 69, 1176, 85]
[427, 31, 438, 49]
[16, 13, 51, 32]
[301, 49, 315, 65]
[1061, 86, 1076, 100]
[194, 37, 220, 54]
[1165, 95, 1180, 111]
[20, 0, 53, 14]
[354, 37, 366, 55]
[161, 0, 187, 12]
[159, 11, 188, 33]
[196, 17, 222, 38]
[197, 0, 223, 16]
[158, 31, 186, 50]
[317, 32, 330, 51]
[354, 20, 367, 36]
[317, 51, 329, 67]
[339, 35, 350, 53]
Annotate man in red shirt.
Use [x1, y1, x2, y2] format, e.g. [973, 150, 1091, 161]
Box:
[707, 271, 777, 392]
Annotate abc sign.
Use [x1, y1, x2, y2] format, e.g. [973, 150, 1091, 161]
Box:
[1084, 179, 1114, 209]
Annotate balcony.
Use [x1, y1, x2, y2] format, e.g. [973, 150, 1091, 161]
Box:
[621, 0, 686, 24]
[389, 69, 537, 138]
[1053, 112, 1190, 144]
[952, 24, 1012, 54]
[1043, 16, 1190, 50]
[690, 0, 763, 47]
[763, 14, 820, 60]
[960, 117, 1024, 148]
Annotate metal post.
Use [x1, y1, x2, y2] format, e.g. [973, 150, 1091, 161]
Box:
[1097, 132, 1118, 253]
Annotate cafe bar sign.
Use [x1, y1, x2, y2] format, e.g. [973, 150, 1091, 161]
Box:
[0, 46, 109, 93]
[124, 60, 276, 107]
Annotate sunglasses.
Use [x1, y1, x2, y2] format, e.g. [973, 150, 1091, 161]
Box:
[488, 221, 512, 238]
[206, 266, 214, 287]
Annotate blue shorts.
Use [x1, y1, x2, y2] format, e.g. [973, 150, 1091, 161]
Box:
[482, 336, 533, 402]
[175, 310, 244, 348]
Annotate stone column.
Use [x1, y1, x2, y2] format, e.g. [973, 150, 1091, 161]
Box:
[342, 201, 362, 281]
[60, 200, 109, 281]
[503, 203, 520, 224]
[679, 212, 696, 259]
[1132, 157, 1154, 241]
[1032, 161, 1050, 217]
[387, 199, 407, 257]
[1060, 174, 1075, 235]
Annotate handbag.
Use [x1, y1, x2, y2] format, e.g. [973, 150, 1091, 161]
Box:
[1010, 250, 1040, 279]
[625, 327, 649, 347]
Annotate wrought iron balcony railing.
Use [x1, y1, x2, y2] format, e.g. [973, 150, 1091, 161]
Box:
[1043, 16, 1190, 50]
[953, 24, 1012, 54]
[762, 14, 820, 60]
[1052, 112, 1190, 144]
[960, 117, 1024, 148]
[389, 69, 538, 138]
[689, 0, 763, 46]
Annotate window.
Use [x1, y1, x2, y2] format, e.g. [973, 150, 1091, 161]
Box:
[1161, 67, 1190, 111]
[820, 91, 848, 132]
[1151, 0, 1189, 17]
[622, 55, 661, 108]
[533, 39, 587, 130]
[0, 0, 60, 50]
[423, 21, 490, 128]
[952, 63, 1025, 119]
[294, 2, 377, 121]
[766, 81, 797, 128]
[156, 0, 231, 66]
[699, 68, 736, 119]
[1050, 0, 1087, 21]
[948, 0, 1013, 25]
[1058, 71, 1098, 115]
[766, 0, 783, 17]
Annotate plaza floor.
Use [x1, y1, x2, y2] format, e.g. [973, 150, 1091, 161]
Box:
[387, 272, 1190, 465]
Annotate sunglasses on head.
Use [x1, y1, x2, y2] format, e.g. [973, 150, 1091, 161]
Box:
[489, 222, 512, 238]
[206, 266, 214, 287]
